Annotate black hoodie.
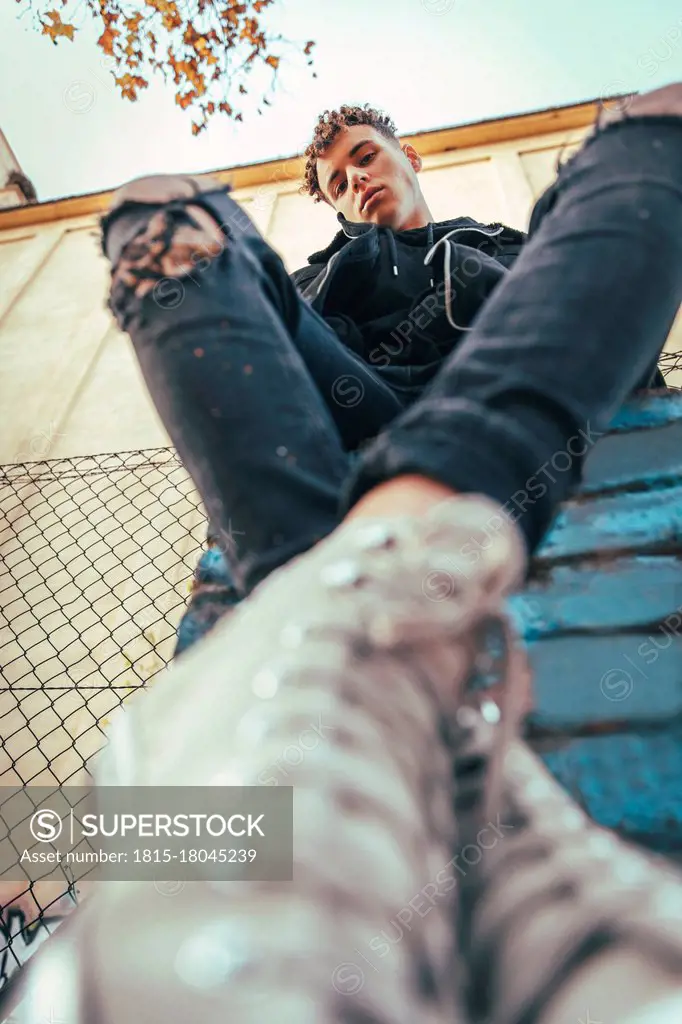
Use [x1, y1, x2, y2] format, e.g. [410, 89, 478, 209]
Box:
[291, 213, 527, 394]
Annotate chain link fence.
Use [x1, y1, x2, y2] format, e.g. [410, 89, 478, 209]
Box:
[0, 448, 206, 991]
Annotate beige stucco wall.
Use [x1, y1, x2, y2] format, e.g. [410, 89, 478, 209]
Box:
[4, 110, 678, 469]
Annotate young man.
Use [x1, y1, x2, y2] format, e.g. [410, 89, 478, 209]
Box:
[31, 82, 682, 1024]
[176, 102, 530, 653]
[172, 100, 666, 654]
[290, 104, 529, 409]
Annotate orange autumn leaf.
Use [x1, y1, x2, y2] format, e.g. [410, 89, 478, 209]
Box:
[97, 25, 119, 55]
[124, 13, 143, 34]
[183, 22, 200, 45]
[240, 16, 259, 42]
[143, 0, 181, 27]
[162, 10, 182, 30]
[176, 91, 196, 109]
[114, 72, 148, 101]
[172, 58, 206, 94]
[265, 54, 279, 69]
[41, 9, 75, 43]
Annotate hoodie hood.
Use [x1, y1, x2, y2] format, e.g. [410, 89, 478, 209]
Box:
[305, 211, 520, 267]
[306, 214, 374, 264]
[306, 214, 435, 290]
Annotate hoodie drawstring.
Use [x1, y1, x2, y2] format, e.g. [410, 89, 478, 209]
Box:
[387, 231, 399, 278]
[427, 223, 434, 289]
[423, 225, 505, 331]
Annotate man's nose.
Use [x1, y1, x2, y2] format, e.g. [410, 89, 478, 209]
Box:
[351, 171, 369, 193]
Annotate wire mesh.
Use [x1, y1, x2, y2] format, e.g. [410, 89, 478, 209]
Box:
[0, 448, 206, 990]
[659, 350, 682, 381]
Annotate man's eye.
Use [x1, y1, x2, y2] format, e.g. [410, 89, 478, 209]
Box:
[360, 152, 374, 165]
[336, 180, 347, 197]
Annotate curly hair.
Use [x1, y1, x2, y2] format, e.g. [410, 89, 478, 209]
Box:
[301, 104, 399, 203]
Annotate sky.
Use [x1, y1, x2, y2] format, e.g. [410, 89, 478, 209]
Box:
[1, 0, 681, 202]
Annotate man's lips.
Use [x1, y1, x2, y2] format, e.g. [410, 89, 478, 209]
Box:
[361, 186, 384, 213]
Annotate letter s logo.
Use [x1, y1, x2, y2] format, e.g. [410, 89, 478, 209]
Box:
[30, 809, 63, 843]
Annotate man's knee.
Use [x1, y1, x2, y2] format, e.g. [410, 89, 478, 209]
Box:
[601, 81, 682, 127]
[104, 174, 227, 301]
[108, 173, 225, 217]
[629, 81, 682, 118]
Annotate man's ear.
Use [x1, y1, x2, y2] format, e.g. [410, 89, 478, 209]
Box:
[401, 144, 423, 174]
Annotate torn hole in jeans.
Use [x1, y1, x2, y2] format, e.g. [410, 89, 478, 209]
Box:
[110, 203, 227, 301]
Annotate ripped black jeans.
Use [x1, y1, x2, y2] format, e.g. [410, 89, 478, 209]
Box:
[102, 114, 682, 600]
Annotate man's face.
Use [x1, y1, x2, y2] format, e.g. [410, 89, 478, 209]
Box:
[317, 124, 424, 230]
